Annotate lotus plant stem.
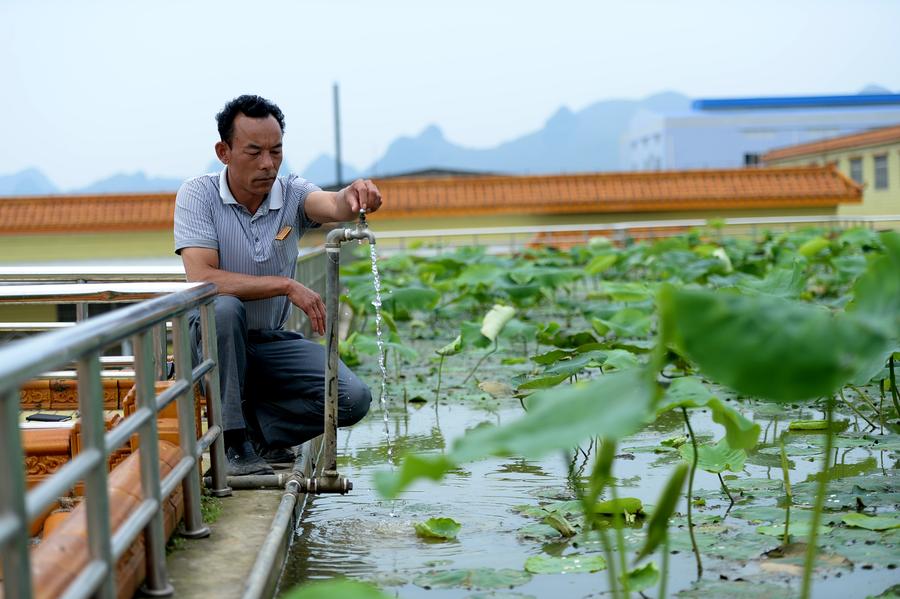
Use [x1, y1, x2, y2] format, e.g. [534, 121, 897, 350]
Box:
[609, 483, 631, 597]
[680, 407, 703, 580]
[801, 396, 835, 599]
[889, 357, 900, 418]
[599, 526, 621, 599]
[659, 533, 670, 599]
[434, 355, 444, 403]
[780, 435, 793, 546]
[569, 454, 619, 599]
[716, 473, 735, 509]
[463, 338, 498, 384]
[839, 388, 876, 429]
[848, 384, 882, 422]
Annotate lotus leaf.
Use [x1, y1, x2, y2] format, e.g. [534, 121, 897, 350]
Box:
[523, 554, 606, 574]
[841, 513, 900, 531]
[414, 517, 461, 540]
[412, 568, 532, 590]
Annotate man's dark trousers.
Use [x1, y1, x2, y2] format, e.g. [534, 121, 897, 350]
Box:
[191, 295, 372, 449]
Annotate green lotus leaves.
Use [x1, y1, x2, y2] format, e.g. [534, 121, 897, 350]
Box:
[281, 580, 392, 599]
[841, 513, 900, 531]
[678, 438, 747, 474]
[412, 568, 531, 590]
[655, 377, 760, 450]
[384, 285, 440, 312]
[585, 253, 618, 275]
[523, 554, 606, 574]
[798, 236, 830, 258]
[414, 517, 462, 540]
[658, 285, 893, 402]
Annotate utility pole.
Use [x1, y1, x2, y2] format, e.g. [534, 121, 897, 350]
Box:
[333, 82, 343, 188]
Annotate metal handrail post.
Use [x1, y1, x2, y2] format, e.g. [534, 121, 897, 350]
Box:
[200, 302, 231, 497]
[77, 355, 116, 599]
[0, 389, 32, 598]
[133, 331, 174, 596]
[172, 314, 210, 538]
[153, 322, 167, 380]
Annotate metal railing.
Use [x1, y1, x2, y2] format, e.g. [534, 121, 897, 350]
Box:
[0, 282, 230, 599]
[370, 213, 900, 253]
[0, 248, 330, 339]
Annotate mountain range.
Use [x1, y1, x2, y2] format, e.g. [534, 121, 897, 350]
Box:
[2, 86, 890, 196]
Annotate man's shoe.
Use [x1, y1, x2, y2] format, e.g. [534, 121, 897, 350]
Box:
[254, 443, 296, 468]
[226, 440, 275, 476]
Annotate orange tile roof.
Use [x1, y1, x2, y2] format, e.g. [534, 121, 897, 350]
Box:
[371, 165, 860, 218]
[0, 166, 860, 234]
[0, 192, 174, 234]
[763, 124, 900, 162]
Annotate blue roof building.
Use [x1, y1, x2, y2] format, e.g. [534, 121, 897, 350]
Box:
[620, 93, 900, 171]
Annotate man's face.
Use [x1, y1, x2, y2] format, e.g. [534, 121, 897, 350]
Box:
[216, 113, 283, 202]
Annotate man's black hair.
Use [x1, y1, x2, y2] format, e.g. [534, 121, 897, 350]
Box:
[216, 95, 285, 145]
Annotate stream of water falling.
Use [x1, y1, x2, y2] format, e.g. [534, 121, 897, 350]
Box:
[368, 244, 394, 469]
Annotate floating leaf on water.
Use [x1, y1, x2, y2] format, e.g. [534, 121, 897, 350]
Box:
[675, 579, 794, 598]
[727, 478, 784, 492]
[281, 580, 393, 599]
[413, 569, 532, 590]
[523, 554, 606, 574]
[842, 513, 900, 531]
[620, 562, 659, 592]
[787, 419, 849, 432]
[517, 523, 565, 540]
[414, 517, 462, 540]
[464, 592, 537, 599]
[661, 435, 688, 448]
[756, 522, 832, 539]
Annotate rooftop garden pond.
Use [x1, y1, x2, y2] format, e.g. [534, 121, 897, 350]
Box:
[279, 226, 900, 599]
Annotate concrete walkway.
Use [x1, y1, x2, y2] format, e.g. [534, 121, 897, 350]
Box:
[166, 489, 284, 598]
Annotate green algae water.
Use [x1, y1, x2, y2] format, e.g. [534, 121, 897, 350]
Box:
[277, 346, 899, 598]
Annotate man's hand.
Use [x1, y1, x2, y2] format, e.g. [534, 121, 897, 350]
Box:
[287, 280, 326, 336]
[337, 179, 382, 214]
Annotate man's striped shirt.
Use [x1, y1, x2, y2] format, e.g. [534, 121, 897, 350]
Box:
[174, 167, 321, 330]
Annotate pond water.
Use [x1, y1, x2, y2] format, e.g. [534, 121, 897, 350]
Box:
[278, 350, 899, 598]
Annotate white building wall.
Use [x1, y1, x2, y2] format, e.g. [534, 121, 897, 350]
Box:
[621, 104, 900, 171]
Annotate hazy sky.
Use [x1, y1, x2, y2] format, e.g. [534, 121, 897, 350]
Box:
[2, 0, 899, 189]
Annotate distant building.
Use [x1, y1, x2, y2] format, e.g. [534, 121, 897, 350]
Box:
[621, 93, 900, 172]
[764, 124, 900, 216]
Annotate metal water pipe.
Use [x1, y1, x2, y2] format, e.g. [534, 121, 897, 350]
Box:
[295, 210, 374, 495]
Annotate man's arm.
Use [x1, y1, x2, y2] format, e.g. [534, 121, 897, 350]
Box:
[305, 178, 382, 224]
[181, 247, 326, 334]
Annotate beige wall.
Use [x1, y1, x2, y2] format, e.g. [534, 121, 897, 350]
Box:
[767, 142, 900, 216]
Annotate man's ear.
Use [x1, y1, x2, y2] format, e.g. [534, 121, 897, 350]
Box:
[215, 141, 230, 165]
